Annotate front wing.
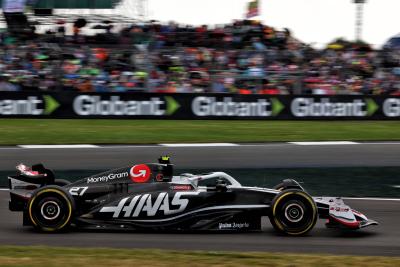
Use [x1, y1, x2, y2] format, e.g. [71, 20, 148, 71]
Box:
[314, 197, 378, 229]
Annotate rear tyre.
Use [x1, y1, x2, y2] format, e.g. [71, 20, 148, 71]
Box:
[269, 189, 317, 236]
[27, 186, 74, 232]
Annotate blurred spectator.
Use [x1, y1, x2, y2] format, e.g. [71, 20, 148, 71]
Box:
[0, 20, 399, 95]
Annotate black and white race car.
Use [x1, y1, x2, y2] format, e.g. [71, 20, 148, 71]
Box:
[8, 157, 378, 235]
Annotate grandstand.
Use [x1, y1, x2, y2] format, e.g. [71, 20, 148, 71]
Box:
[0, 0, 122, 9]
[0, 0, 143, 28]
[0, 0, 399, 96]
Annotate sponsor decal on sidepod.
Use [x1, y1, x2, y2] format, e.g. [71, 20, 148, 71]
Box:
[130, 164, 152, 183]
[219, 222, 250, 230]
[87, 172, 128, 183]
[100, 192, 199, 218]
[171, 185, 193, 191]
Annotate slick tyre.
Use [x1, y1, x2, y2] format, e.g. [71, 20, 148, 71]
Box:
[27, 186, 74, 232]
[269, 189, 317, 236]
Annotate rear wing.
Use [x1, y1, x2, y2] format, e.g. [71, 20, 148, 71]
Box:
[8, 163, 57, 211]
[9, 163, 55, 190]
[8, 175, 38, 212]
[8, 175, 40, 191]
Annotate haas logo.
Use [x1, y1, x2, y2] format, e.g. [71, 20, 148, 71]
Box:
[130, 164, 151, 183]
[100, 192, 200, 218]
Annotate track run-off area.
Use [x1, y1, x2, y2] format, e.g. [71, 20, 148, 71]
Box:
[0, 142, 399, 256]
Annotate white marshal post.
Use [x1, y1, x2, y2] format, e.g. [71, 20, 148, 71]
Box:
[116, 0, 148, 20]
[353, 0, 367, 41]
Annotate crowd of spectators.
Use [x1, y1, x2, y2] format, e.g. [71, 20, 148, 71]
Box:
[0, 19, 400, 95]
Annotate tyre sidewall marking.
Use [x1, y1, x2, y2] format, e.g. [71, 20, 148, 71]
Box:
[28, 188, 72, 231]
[272, 191, 317, 235]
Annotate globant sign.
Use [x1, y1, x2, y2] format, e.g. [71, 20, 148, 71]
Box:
[291, 98, 369, 117]
[0, 97, 43, 115]
[0, 95, 59, 116]
[192, 96, 272, 117]
[0, 92, 399, 120]
[383, 98, 400, 117]
[73, 95, 166, 116]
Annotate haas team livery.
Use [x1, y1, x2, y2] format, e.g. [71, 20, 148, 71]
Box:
[8, 157, 378, 235]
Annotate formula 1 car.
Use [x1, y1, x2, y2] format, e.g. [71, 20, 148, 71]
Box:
[8, 157, 378, 235]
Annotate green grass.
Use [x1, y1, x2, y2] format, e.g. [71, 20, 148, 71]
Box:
[0, 119, 399, 145]
[0, 246, 398, 267]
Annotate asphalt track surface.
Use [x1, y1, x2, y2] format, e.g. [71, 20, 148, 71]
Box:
[0, 142, 399, 170]
[0, 143, 399, 256]
[0, 191, 399, 256]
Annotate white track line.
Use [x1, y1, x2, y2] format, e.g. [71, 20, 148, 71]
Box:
[19, 145, 99, 149]
[289, 141, 359, 145]
[160, 143, 239, 147]
[359, 142, 400, 145]
[98, 145, 163, 149]
[343, 197, 400, 201]
[0, 141, 398, 150]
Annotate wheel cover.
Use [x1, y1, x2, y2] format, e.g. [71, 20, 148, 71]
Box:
[40, 200, 61, 220]
[272, 191, 317, 235]
[29, 188, 72, 231]
[284, 203, 304, 223]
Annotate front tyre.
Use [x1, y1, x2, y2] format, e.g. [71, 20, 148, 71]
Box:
[269, 189, 317, 236]
[27, 186, 74, 232]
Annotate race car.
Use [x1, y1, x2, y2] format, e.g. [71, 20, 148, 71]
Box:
[8, 157, 378, 235]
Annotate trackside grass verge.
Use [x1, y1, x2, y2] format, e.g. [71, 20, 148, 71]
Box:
[0, 246, 399, 267]
[0, 119, 399, 145]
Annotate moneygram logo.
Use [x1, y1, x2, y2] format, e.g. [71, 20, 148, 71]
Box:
[130, 164, 151, 183]
[87, 172, 129, 184]
[73, 95, 180, 116]
[291, 98, 378, 117]
[0, 95, 59, 116]
[191, 96, 284, 117]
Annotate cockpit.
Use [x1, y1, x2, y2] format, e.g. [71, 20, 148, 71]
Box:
[157, 156, 242, 191]
[171, 172, 242, 191]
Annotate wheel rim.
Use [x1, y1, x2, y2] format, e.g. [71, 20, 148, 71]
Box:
[40, 200, 61, 220]
[278, 200, 309, 229]
[272, 192, 317, 235]
[29, 189, 73, 231]
[284, 203, 304, 223]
